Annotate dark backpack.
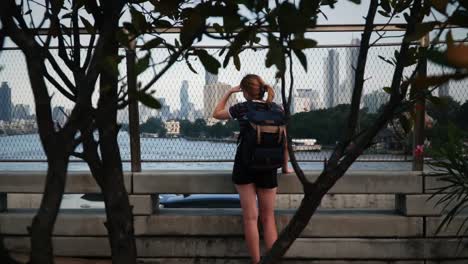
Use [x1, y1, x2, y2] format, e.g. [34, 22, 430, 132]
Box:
[239, 101, 286, 170]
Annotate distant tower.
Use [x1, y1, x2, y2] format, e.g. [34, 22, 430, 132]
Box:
[205, 71, 218, 85]
[0, 82, 12, 122]
[180, 80, 190, 120]
[203, 82, 232, 119]
[324, 49, 340, 108]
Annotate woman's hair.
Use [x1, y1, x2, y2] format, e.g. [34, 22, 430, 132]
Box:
[240, 74, 275, 103]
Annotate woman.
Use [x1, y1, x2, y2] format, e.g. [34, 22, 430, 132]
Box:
[212, 74, 292, 263]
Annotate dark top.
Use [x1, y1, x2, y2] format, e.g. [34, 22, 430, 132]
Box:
[229, 100, 282, 132]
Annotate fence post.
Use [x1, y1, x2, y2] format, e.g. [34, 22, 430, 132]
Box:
[412, 34, 429, 171]
[126, 38, 142, 173]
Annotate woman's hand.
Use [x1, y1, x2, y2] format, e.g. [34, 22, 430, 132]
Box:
[282, 168, 294, 174]
[229, 85, 242, 94]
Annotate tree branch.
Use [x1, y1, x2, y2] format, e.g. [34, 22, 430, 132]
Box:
[43, 70, 77, 101]
[328, 0, 379, 168]
[45, 51, 77, 94]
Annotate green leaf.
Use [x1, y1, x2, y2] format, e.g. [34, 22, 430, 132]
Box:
[265, 34, 285, 73]
[233, 54, 241, 71]
[136, 91, 161, 109]
[213, 23, 224, 34]
[383, 86, 392, 94]
[428, 95, 446, 106]
[80, 16, 95, 34]
[153, 19, 173, 28]
[449, 10, 468, 27]
[130, 7, 148, 33]
[378, 55, 395, 66]
[378, 10, 391, 17]
[185, 58, 198, 74]
[141, 37, 163, 50]
[426, 49, 458, 69]
[195, 50, 221, 74]
[136, 53, 150, 76]
[293, 49, 308, 72]
[180, 9, 205, 46]
[289, 38, 317, 50]
[152, 0, 183, 16]
[404, 22, 438, 42]
[446, 30, 454, 46]
[380, 0, 391, 13]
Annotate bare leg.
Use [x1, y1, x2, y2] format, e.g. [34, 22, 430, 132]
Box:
[235, 183, 260, 264]
[257, 187, 278, 250]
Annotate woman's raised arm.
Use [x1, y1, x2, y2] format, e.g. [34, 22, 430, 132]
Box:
[212, 85, 241, 120]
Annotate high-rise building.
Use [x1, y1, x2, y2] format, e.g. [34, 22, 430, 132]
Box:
[203, 82, 233, 119]
[180, 80, 190, 120]
[363, 90, 390, 113]
[293, 89, 313, 113]
[293, 89, 323, 112]
[12, 104, 31, 120]
[0, 82, 12, 122]
[324, 49, 340, 108]
[335, 82, 351, 106]
[154, 97, 171, 121]
[205, 71, 218, 85]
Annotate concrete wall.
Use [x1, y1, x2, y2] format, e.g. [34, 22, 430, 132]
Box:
[1, 170, 466, 263]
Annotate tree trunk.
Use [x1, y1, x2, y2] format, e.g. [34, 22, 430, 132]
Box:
[29, 154, 69, 264]
[100, 134, 137, 264]
[96, 1, 137, 261]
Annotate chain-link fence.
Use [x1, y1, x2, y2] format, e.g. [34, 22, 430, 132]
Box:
[0, 43, 466, 162]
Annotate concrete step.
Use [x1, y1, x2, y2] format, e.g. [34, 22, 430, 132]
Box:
[0, 171, 131, 194]
[137, 259, 424, 264]
[133, 170, 423, 194]
[4, 237, 468, 259]
[0, 209, 422, 237]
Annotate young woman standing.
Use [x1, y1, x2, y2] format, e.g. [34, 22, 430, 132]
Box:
[213, 74, 292, 263]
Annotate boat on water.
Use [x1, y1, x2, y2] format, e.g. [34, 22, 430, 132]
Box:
[292, 138, 322, 152]
[141, 132, 159, 138]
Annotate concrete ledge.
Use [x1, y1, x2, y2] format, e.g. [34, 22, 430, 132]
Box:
[135, 209, 423, 237]
[425, 174, 451, 193]
[137, 259, 423, 264]
[396, 194, 446, 216]
[426, 261, 468, 264]
[133, 170, 423, 194]
[0, 171, 131, 193]
[426, 216, 468, 237]
[0, 210, 422, 237]
[0, 211, 108, 236]
[130, 195, 159, 215]
[5, 237, 468, 258]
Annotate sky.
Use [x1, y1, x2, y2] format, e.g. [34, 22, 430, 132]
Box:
[0, 1, 467, 119]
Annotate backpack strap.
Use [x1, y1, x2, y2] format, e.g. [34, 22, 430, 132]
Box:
[257, 125, 262, 144]
[278, 125, 286, 143]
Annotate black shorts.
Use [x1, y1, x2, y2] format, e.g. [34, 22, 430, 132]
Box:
[232, 146, 278, 189]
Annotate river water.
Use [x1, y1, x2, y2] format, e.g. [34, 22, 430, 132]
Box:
[0, 134, 412, 171]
